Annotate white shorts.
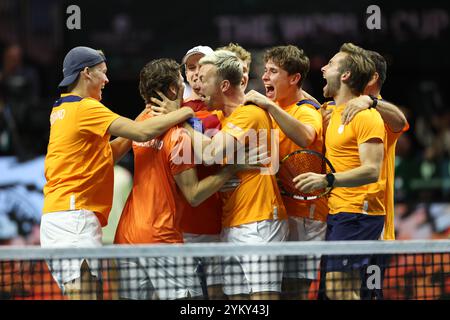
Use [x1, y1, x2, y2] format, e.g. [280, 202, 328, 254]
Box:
[183, 233, 223, 287]
[40, 209, 103, 290]
[220, 219, 288, 296]
[118, 257, 203, 300]
[284, 216, 327, 280]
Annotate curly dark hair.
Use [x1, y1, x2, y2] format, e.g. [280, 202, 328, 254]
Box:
[139, 58, 181, 103]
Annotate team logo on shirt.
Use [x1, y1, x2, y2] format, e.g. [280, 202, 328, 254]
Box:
[50, 109, 66, 125]
[226, 122, 243, 132]
[133, 139, 164, 150]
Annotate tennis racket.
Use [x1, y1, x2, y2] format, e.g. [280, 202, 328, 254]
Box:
[278, 149, 336, 200]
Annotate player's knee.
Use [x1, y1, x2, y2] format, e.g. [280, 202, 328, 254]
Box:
[325, 281, 341, 300]
[251, 291, 280, 300]
[325, 278, 359, 300]
[207, 284, 226, 300]
[63, 275, 100, 300]
[325, 274, 345, 300]
[64, 283, 92, 300]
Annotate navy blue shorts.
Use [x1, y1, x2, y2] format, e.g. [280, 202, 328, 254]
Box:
[324, 212, 384, 272]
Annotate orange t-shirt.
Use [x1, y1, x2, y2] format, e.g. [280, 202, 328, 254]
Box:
[114, 115, 195, 244]
[381, 122, 409, 240]
[43, 94, 120, 226]
[325, 104, 386, 216]
[220, 105, 287, 227]
[277, 101, 329, 222]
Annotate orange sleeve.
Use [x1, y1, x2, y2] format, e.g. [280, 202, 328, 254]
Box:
[351, 110, 385, 145]
[78, 99, 120, 136]
[168, 127, 196, 176]
[385, 121, 410, 136]
[222, 105, 266, 143]
[294, 106, 322, 138]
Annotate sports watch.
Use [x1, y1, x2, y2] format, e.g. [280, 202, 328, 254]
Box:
[325, 173, 335, 188]
[368, 95, 378, 109]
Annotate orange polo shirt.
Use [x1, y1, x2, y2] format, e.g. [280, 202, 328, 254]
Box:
[43, 94, 120, 226]
[277, 100, 328, 222]
[325, 104, 386, 216]
[220, 104, 287, 227]
[114, 114, 195, 244]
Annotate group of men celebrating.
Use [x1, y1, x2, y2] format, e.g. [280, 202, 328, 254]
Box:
[42, 41, 408, 300]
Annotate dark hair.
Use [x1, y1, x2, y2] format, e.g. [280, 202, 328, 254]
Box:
[264, 45, 310, 87]
[339, 43, 376, 95]
[139, 58, 181, 103]
[366, 50, 387, 87]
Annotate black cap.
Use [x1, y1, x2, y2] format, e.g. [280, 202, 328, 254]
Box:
[58, 46, 106, 87]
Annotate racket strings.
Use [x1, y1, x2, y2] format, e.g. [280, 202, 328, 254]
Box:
[279, 152, 331, 197]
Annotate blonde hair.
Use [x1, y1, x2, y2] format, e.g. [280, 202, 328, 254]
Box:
[199, 50, 243, 87]
[217, 43, 252, 67]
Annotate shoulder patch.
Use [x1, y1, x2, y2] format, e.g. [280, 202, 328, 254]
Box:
[296, 99, 321, 110]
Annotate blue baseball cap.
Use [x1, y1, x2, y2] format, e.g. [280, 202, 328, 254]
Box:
[58, 46, 106, 87]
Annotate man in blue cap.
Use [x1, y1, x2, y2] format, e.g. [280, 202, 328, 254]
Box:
[40, 46, 194, 300]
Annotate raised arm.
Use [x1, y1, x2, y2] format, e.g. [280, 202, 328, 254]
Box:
[109, 105, 153, 163]
[108, 107, 194, 142]
[244, 90, 316, 148]
[342, 95, 408, 132]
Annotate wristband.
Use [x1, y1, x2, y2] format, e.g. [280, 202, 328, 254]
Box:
[326, 173, 335, 188]
[368, 95, 378, 109]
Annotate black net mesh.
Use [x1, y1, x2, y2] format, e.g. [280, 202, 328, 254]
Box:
[0, 242, 448, 300]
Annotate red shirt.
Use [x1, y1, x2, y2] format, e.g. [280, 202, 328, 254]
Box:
[180, 100, 223, 235]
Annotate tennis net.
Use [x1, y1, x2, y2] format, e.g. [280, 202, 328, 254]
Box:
[0, 240, 448, 300]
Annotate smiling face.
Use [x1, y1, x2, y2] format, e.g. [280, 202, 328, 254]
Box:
[86, 62, 109, 101]
[262, 59, 296, 103]
[198, 63, 223, 110]
[185, 53, 204, 97]
[321, 52, 346, 99]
